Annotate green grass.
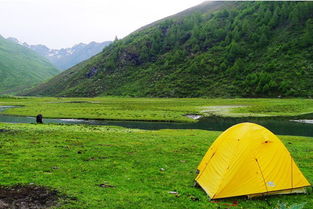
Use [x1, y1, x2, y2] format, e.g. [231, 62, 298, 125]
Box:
[0, 36, 59, 94]
[0, 97, 312, 208]
[0, 122, 312, 209]
[1, 97, 313, 122]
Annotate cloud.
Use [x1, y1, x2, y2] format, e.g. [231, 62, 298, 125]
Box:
[0, 0, 204, 48]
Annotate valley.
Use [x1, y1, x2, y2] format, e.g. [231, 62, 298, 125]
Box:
[0, 96, 312, 208]
[0, 1, 313, 208]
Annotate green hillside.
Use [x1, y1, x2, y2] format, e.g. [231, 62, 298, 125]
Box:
[0, 36, 59, 94]
[25, 1, 313, 97]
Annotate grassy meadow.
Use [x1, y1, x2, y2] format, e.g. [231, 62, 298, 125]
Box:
[1, 97, 313, 122]
[0, 122, 312, 209]
[0, 96, 313, 208]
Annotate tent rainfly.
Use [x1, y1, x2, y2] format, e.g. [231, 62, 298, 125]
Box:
[195, 122, 311, 199]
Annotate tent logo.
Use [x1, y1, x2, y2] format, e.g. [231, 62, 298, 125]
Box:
[267, 181, 276, 187]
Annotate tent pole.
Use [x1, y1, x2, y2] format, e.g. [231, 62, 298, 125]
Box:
[255, 158, 268, 194]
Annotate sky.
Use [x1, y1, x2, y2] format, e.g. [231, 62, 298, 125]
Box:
[0, 0, 205, 49]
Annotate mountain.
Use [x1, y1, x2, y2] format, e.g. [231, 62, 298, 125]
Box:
[24, 1, 313, 98]
[0, 35, 59, 94]
[22, 41, 112, 70]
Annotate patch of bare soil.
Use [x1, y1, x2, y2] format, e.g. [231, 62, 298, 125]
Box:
[0, 185, 61, 209]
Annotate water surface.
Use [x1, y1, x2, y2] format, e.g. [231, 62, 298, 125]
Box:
[1, 106, 313, 137]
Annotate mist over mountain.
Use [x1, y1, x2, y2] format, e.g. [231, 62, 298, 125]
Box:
[8, 38, 112, 70]
[27, 41, 112, 70]
[24, 1, 313, 98]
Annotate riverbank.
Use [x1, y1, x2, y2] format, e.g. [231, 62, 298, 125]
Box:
[0, 122, 312, 208]
[1, 97, 313, 122]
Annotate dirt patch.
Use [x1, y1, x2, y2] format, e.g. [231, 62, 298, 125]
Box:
[97, 183, 115, 188]
[0, 185, 62, 209]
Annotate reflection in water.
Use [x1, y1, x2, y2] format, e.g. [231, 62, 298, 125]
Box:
[292, 119, 313, 124]
[1, 106, 313, 137]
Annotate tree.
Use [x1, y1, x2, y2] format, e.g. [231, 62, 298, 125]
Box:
[289, 5, 301, 25]
[302, 19, 313, 46]
[228, 41, 242, 61]
[259, 34, 268, 47]
[269, 9, 279, 28]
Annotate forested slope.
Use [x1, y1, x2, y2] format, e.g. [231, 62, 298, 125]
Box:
[25, 1, 313, 97]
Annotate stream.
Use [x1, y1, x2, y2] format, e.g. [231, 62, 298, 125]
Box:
[1, 106, 313, 137]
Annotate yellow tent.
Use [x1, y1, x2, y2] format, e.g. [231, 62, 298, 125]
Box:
[195, 122, 311, 199]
